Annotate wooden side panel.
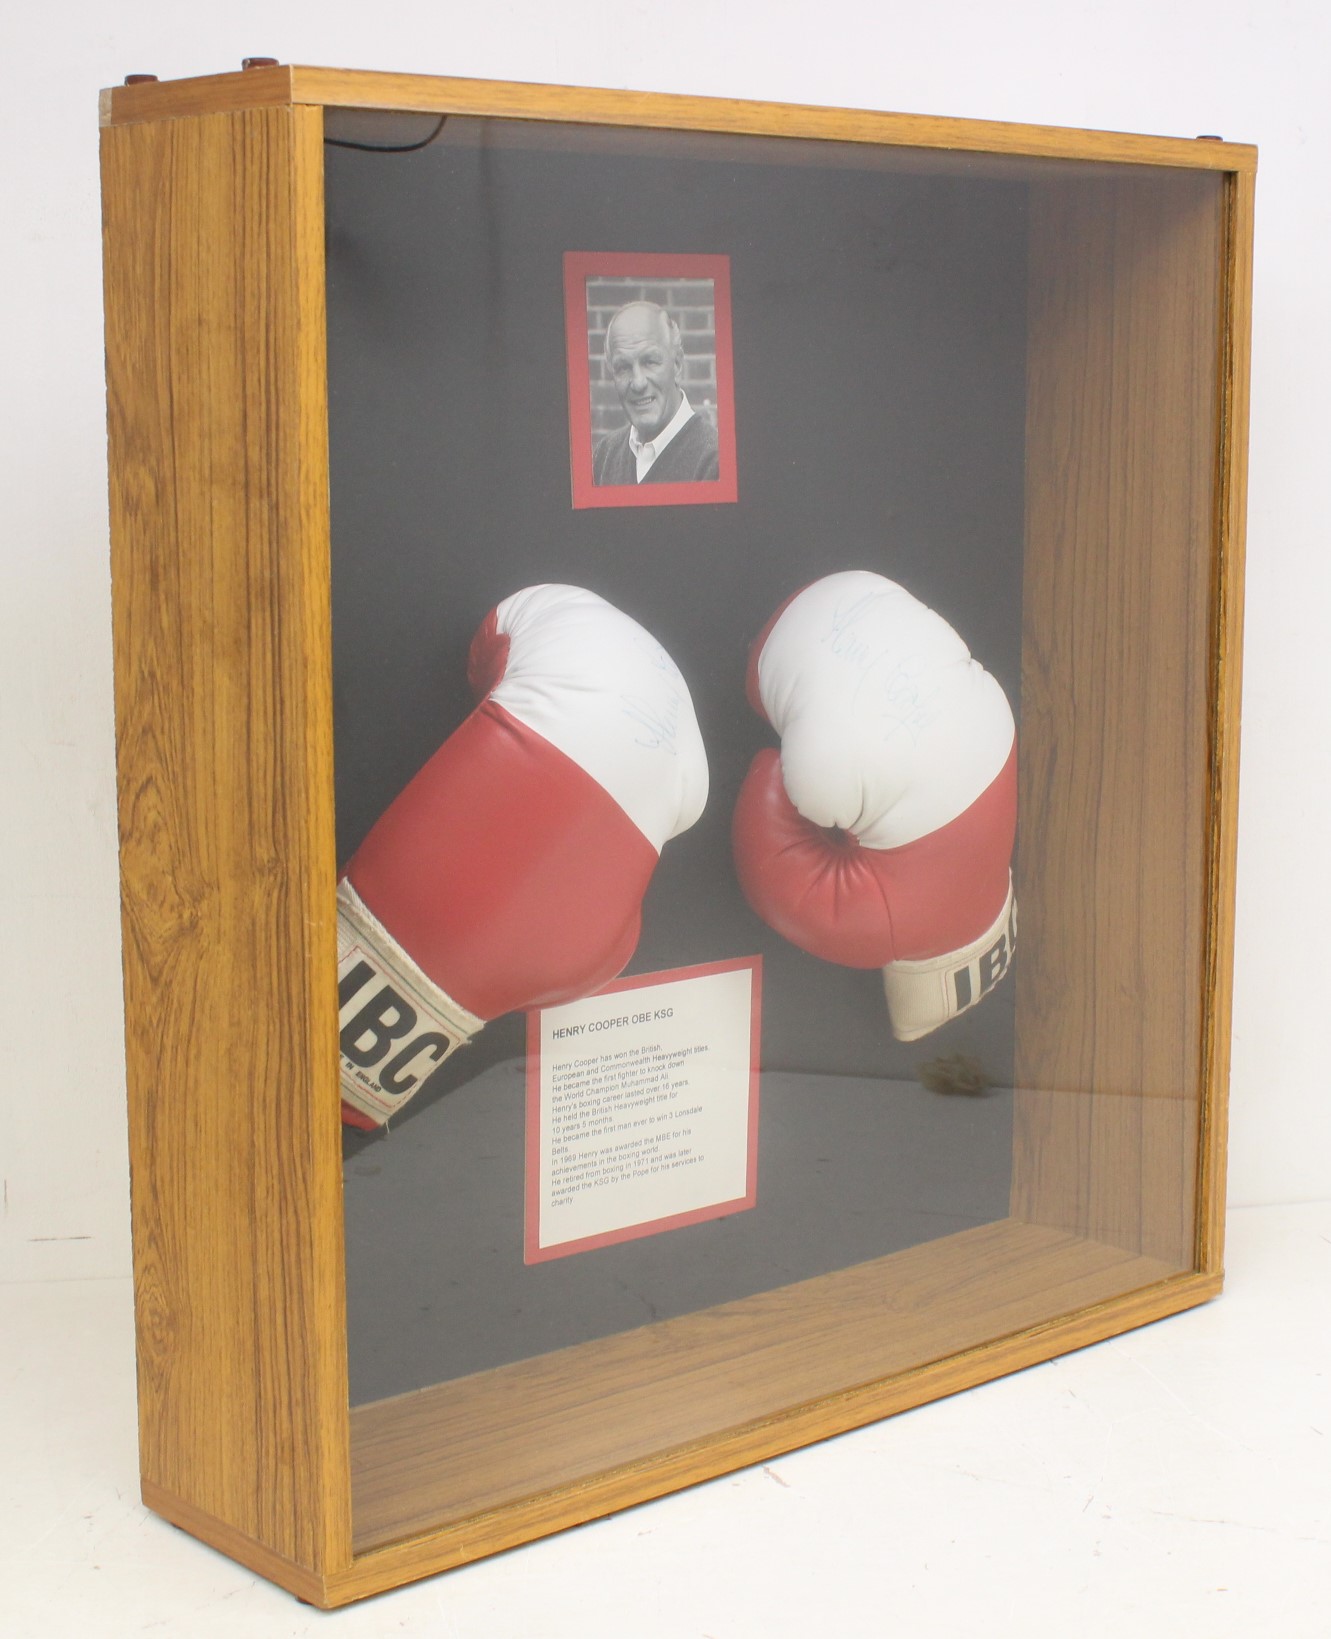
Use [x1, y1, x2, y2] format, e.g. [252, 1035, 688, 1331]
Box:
[101, 105, 350, 1575]
[100, 64, 1257, 179]
[1013, 172, 1225, 1266]
[1197, 169, 1255, 1276]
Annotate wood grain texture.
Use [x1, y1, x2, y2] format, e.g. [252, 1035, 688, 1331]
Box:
[336, 1282, 1225, 1604]
[101, 104, 351, 1575]
[320, 106, 1195, 187]
[332, 1224, 1211, 1602]
[139, 1480, 330, 1605]
[101, 64, 1255, 175]
[1012, 170, 1227, 1267]
[350, 1221, 1183, 1550]
[1196, 169, 1256, 1276]
[101, 63, 297, 126]
[128, 1244, 1218, 1607]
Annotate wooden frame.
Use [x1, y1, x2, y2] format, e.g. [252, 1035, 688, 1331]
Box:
[100, 65, 1254, 1607]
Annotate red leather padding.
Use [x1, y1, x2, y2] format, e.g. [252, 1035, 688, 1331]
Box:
[345, 700, 657, 1021]
[732, 741, 1017, 967]
[465, 609, 509, 701]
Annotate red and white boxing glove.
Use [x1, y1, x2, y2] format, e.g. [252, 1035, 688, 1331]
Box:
[337, 584, 708, 1128]
[733, 570, 1016, 1041]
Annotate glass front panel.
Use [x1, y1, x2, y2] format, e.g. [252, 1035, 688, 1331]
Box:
[323, 111, 1223, 1551]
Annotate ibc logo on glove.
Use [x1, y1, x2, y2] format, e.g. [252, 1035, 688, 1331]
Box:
[337, 952, 466, 1115]
[950, 898, 1017, 1015]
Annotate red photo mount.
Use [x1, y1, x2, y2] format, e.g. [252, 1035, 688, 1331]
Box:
[564, 250, 739, 509]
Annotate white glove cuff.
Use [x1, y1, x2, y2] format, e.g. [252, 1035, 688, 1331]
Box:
[337, 881, 484, 1127]
[881, 876, 1017, 1042]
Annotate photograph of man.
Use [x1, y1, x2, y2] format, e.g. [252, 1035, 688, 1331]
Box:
[593, 300, 720, 486]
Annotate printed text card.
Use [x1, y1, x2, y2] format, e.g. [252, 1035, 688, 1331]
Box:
[525, 959, 760, 1262]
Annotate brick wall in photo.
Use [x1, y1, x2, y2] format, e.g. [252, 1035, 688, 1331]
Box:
[587, 277, 717, 439]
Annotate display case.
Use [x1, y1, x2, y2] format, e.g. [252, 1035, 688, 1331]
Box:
[99, 62, 1254, 1607]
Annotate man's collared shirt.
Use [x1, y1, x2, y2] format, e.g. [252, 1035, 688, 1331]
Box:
[629, 393, 695, 482]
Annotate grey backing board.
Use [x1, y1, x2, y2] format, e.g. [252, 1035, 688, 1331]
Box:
[326, 115, 1026, 1400]
[345, 1063, 1014, 1402]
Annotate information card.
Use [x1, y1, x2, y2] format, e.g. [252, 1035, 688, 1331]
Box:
[525, 958, 761, 1262]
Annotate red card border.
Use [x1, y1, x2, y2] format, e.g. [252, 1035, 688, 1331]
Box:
[564, 250, 739, 509]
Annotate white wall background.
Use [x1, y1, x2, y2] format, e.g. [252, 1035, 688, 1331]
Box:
[1, 0, 1327, 1290]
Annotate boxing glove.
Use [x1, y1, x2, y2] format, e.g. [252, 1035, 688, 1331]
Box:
[338, 584, 708, 1128]
[733, 570, 1016, 1041]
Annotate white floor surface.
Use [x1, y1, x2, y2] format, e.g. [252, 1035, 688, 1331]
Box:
[2, 1201, 1327, 1638]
